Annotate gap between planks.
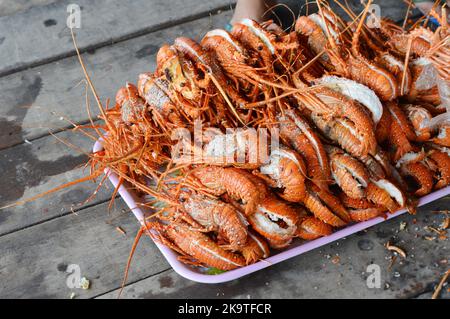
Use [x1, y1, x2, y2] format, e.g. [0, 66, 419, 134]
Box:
[0, 196, 116, 239]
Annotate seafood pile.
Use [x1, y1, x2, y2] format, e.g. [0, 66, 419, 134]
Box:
[88, 1, 450, 271]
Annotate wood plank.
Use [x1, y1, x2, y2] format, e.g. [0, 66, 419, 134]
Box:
[0, 199, 169, 299]
[0, 128, 112, 237]
[99, 198, 450, 299]
[0, 10, 233, 150]
[0, 0, 233, 77]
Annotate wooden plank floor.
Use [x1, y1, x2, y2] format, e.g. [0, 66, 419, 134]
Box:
[0, 0, 448, 299]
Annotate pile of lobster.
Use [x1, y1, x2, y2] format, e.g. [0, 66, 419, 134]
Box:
[90, 1, 450, 271]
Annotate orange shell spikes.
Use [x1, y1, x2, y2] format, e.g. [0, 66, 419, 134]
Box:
[339, 192, 378, 210]
[182, 194, 248, 250]
[191, 166, 266, 216]
[387, 102, 418, 141]
[375, 53, 412, 96]
[312, 114, 375, 158]
[328, 146, 370, 199]
[259, 148, 307, 202]
[239, 231, 270, 265]
[278, 110, 331, 190]
[348, 208, 386, 222]
[313, 87, 377, 153]
[115, 83, 146, 124]
[248, 196, 300, 246]
[426, 149, 450, 189]
[346, 55, 399, 102]
[375, 105, 392, 144]
[388, 28, 433, 58]
[302, 182, 349, 227]
[403, 104, 433, 142]
[366, 179, 405, 213]
[432, 125, 450, 147]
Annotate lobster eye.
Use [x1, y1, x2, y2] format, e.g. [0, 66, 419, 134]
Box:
[257, 45, 263, 51]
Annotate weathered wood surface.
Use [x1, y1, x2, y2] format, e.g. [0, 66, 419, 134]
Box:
[0, 10, 232, 150]
[232, 0, 421, 31]
[0, 0, 233, 77]
[333, 0, 420, 22]
[99, 200, 450, 299]
[0, 199, 169, 299]
[0, 129, 112, 236]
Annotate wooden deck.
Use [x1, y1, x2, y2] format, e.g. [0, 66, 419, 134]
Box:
[0, 0, 448, 299]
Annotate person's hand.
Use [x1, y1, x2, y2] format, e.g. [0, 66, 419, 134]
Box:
[230, 0, 276, 25]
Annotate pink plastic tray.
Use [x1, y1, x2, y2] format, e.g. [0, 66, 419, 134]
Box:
[93, 139, 450, 284]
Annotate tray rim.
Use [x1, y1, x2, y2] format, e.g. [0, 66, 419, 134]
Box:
[93, 138, 450, 284]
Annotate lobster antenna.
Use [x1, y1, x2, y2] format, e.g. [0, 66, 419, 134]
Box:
[84, 80, 106, 141]
[343, 0, 357, 18]
[351, 0, 373, 55]
[355, 0, 373, 37]
[0, 173, 102, 210]
[209, 74, 246, 126]
[402, 0, 413, 29]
